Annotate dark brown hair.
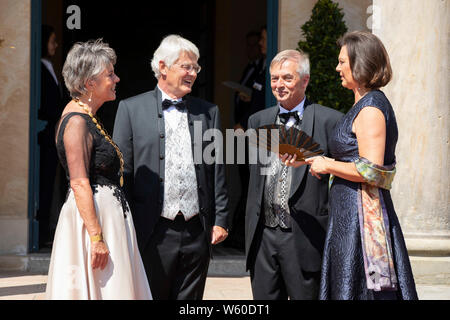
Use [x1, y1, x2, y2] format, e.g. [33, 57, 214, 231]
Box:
[337, 31, 392, 89]
[41, 24, 55, 58]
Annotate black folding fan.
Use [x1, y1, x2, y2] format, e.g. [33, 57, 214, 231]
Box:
[249, 124, 324, 161]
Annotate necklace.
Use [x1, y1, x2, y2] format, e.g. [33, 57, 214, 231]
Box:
[74, 99, 124, 187]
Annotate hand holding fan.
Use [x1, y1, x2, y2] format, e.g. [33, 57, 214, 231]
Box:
[249, 124, 324, 161]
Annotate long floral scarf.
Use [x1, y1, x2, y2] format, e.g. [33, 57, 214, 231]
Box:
[354, 157, 398, 292]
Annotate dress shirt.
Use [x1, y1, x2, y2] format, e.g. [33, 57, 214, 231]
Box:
[278, 97, 306, 128]
[158, 86, 186, 130]
[41, 58, 59, 85]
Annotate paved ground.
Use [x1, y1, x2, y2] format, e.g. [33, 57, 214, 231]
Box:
[0, 271, 449, 300]
[0, 272, 253, 300]
[0, 272, 48, 300]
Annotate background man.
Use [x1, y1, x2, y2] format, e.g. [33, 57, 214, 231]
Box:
[226, 30, 263, 249]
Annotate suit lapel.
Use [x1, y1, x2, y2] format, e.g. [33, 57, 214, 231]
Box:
[301, 99, 314, 136]
[185, 96, 197, 153]
[266, 105, 279, 125]
[290, 100, 315, 197]
[152, 87, 164, 179]
[152, 87, 163, 114]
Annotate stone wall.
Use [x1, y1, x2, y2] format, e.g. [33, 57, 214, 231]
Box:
[0, 0, 31, 255]
[278, 0, 372, 51]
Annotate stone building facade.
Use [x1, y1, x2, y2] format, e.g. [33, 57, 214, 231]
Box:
[0, 0, 448, 285]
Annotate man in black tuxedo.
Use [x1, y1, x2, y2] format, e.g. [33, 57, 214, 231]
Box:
[113, 35, 229, 300]
[245, 49, 343, 299]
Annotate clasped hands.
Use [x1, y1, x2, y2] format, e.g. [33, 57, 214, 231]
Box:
[279, 153, 334, 179]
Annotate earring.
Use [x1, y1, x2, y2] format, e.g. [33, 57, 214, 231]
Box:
[88, 91, 92, 103]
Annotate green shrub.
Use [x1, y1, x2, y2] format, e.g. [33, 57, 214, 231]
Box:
[297, 0, 353, 113]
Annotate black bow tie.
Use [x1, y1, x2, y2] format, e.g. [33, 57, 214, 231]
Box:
[279, 111, 300, 124]
[162, 99, 187, 111]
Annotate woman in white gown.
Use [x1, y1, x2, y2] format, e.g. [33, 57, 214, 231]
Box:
[45, 39, 152, 300]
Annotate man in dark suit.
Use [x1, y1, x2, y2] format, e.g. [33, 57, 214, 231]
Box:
[245, 49, 343, 300]
[38, 25, 67, 248]
[113, 35, 230, 300]
[235, 26, 267, 132]
[227, 27, 267, 249]
[226, 30, 263, 249]
[233, 30, 263, 130]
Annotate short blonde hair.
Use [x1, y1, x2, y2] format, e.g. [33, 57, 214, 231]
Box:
[150, 35, 200, 79]
[62, 39, 116, 99]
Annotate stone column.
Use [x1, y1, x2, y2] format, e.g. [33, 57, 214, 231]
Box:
[278, 0, 316, 51]
[0, 0, 31, 268]
[373, 0, 450, 284]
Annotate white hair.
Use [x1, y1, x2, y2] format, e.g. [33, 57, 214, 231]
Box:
[270, 49, 310, 78]
[150, 34, 200, 79]
[62, 39, 116, 99]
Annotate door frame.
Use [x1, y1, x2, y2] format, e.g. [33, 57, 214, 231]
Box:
[29, 0, 42, 252]
[27, 0, 279, 252]
[266, 0, 279, 108]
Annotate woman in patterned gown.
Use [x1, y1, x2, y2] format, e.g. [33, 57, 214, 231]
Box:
[45, 39, 152, 299]
[283, 31, 418, 300]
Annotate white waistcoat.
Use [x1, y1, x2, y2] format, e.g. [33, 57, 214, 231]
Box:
[161, 110, 199, 220]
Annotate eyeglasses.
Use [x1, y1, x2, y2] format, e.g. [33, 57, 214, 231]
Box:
[175, 63, 201, 74]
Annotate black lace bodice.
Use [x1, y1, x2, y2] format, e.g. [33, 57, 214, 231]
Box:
[55, 112, 128, 214]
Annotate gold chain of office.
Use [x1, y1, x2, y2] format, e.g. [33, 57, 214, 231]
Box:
[73, 99, 124, 187]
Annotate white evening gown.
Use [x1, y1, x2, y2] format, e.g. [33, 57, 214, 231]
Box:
[45, 112, 152, 300]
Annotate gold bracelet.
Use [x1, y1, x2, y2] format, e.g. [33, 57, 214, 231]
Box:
[90, 233, 103, 243]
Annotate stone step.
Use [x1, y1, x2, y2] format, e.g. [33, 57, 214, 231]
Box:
[209, 254, 248, 277]
[0, 246, 249, 277]
[209, 244, 249, 277]
[2, 250, 450, 285]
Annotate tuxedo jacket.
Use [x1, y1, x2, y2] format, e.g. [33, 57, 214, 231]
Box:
[245, 99, 343, 272]
[113, 88, 230, 252]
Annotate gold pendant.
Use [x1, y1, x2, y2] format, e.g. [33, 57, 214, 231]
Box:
[120, 176, 124, 187]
